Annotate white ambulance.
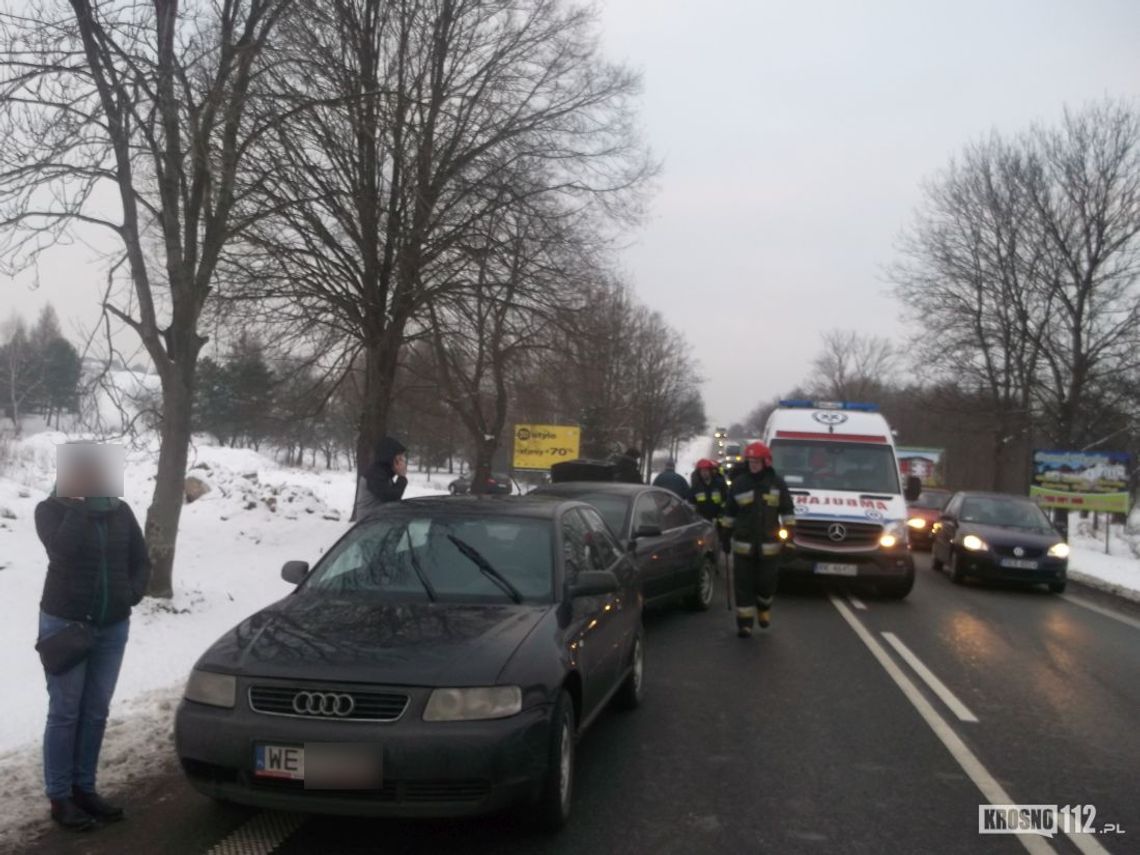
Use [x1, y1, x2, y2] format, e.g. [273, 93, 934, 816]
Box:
[761, 400, 921, 598]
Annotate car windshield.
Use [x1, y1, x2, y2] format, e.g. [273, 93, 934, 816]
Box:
[304, 513, 554, 602]
[960, 498, 1054, 532]
[912, 490, 952, 510]
[562, 492, 630, 536]
[771, 440, 901, 494]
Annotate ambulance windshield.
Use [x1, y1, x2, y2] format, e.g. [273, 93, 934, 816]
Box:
[770, 440, 901, 495]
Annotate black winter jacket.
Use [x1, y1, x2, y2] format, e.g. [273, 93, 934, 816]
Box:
[723, 467, 796, 558]
[35, 497, 151, 626]
[652, 469, 691, 500]
[690, 473, 728, 521]
[363, 436, 408, 506]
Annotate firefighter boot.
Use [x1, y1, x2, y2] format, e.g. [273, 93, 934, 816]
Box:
[757, 610, 771, 629]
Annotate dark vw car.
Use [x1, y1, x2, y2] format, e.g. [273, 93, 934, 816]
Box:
[175, 497, 644, 829]
[532, 483, 718, 611]
[931, 492, 1069, 592]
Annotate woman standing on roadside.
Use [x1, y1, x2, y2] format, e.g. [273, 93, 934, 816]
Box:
[34, 443, 150, 832]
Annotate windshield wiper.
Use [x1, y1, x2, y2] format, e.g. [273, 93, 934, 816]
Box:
[447, 535, 523, 604]
[404, 540, 437, 602]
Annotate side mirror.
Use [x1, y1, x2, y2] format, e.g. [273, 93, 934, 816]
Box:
[281, 560, 310, 585]
[569, 570, 620, 598]
[904, 475, 922, 502]
[633, 523, 663, 539]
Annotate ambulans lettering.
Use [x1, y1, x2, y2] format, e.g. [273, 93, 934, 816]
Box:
[793, 495, 889, 511]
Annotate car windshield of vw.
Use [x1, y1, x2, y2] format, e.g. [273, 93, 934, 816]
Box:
[771, 440, 901, 494]
[303, 512, 554, 603]
[959, 497, 1055, 533]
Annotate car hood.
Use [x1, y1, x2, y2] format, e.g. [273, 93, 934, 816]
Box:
[791, 489, 908, 525]
[195, 595, 550, 686]
[958, 522, 1062, 549]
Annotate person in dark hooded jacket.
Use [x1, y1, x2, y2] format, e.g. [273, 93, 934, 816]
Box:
[34, 452, 150, 831]
[613, 447, 643, 484]
[356, 436, 408, 518]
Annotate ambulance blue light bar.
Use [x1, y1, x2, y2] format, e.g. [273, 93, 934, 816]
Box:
[778, 400, 880, 412]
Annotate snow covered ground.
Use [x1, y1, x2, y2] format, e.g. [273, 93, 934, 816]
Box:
[1068, 510, 1140, 602]
[0, 432, 448, 850]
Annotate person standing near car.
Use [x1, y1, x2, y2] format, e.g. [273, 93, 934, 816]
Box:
[613, 447, 643, 484]
[690, 459, 727, 521]
[722, 441, 795, 637]
[355, 435, 409, 518]
[34, 443, 150, 831]
[652, 459, 691, 500]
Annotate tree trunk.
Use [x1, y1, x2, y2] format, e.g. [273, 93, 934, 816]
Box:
[144, 373, 193, 599]
[351, 336, 403, 519]
[471, 436, 498, 495]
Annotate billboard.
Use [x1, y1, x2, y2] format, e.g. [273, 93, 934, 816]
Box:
[1030, 450, 1132, 514]
[512, 424, 581, 471]
[897, 447, 945, 486]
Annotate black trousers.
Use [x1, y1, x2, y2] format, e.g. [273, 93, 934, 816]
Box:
[733, 553, 779, 626]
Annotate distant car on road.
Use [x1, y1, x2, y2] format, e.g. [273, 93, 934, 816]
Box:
[533, 482, 717, 611]
[449, 472, 513, 495]
[930, 492, 1069, 593]
[906, 487, 953, 550]
[175, 496, 645, 829]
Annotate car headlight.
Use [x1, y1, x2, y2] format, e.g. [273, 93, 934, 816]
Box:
[1048, 542, 1071, 559]
[423, 686, 522, 722]
[907, 517, 927, 530]
[962, 534, 988, 552]
[184, 669, 236, 709]
[778, 527, 789, 541]
[880, 522, 906, 549]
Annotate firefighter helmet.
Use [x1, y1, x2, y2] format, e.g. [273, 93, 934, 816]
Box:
[696, 458, 715, 470]
[744, 441, 772, 464]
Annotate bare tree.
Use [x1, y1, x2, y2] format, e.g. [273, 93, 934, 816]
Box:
[218, 0, 651, 508]
[809, 329, 898, 402]
[0, 0, 293, 595]
[0, 315, 42, 435]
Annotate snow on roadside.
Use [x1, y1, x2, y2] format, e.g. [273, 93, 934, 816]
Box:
[0, 433, 446, 848]
[1068, 513, 1140, 601]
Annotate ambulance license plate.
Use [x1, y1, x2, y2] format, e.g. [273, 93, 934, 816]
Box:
[814, 563, 858, 576]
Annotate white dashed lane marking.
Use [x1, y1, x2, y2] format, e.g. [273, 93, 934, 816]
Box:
[206, 812, 306, 855]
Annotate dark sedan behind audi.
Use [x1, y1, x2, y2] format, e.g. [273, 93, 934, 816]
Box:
[931, 492, 1069, 592]
[175, 497, 644, 829]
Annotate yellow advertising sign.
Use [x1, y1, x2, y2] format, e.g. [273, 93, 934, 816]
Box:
[512, 424, 581, 471]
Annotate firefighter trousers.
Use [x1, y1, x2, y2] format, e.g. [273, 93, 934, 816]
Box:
[733, 553, 779, 628]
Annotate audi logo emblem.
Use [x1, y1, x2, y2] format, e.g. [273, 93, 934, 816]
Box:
[292, 691, 355, 717]
[827, 523, 848, 542]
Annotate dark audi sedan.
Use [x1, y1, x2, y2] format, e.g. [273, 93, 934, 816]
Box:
[931, 492, 1069, 593]
[532, 483, 718, 611]
[175, 497, 644, 829]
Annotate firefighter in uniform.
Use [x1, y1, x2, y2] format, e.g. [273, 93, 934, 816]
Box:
[690, 458, 727, 522]
[722, 441, 795, 637]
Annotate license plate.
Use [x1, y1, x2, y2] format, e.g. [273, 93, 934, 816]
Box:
[255, 744, 304, 780]
[254, 743, 383, 789]
[814, 562, 858, 577]
[1000, 558, 1039, 570]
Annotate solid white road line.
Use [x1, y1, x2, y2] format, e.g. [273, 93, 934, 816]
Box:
[881, 632, 979, 723]
[848, 595, 868, 611]
[828, 595, 1057, 855]
[207, 812, 306, 855]
[1061, 594, 1140, 631]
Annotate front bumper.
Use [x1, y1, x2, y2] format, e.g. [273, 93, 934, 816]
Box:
[779, 545, 914, 581]
[175, 686, 553, 818]
[955, 553, 1067, 585]
[906, 528, 935, 550]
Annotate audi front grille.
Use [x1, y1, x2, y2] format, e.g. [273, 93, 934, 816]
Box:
[794, 519, 883, 550]
[248, 685, 410, 722]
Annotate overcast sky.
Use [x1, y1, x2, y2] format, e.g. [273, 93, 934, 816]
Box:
[4, 0, 1140, 428]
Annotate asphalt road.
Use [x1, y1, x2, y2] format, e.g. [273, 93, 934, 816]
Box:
[19, 555, 1140, 855]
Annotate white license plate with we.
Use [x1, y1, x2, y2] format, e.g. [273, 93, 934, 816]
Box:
[255, 744, 303, 780]
[1001, 558, 1039, 570]
[255, 743, 382, 789]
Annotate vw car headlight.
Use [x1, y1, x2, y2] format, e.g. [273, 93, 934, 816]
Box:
[184, 669, 236, 709]
[962, 534, 988, 552]
[907, 517, 927, 530]
[423, 686, 523, 722]
[1048, 542, 1071, 559]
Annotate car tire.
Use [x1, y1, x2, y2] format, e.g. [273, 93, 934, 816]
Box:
[536, 690, 576, 831]
[1048, 580, 1066, 594]
[949, 550, 966, 585]
[612, 628, 645, 711]
[688, 557, 716, 611]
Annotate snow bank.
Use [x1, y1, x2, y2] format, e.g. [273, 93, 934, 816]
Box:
[0, 432, 446, 847]
[1068, 512, 1140, 602]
